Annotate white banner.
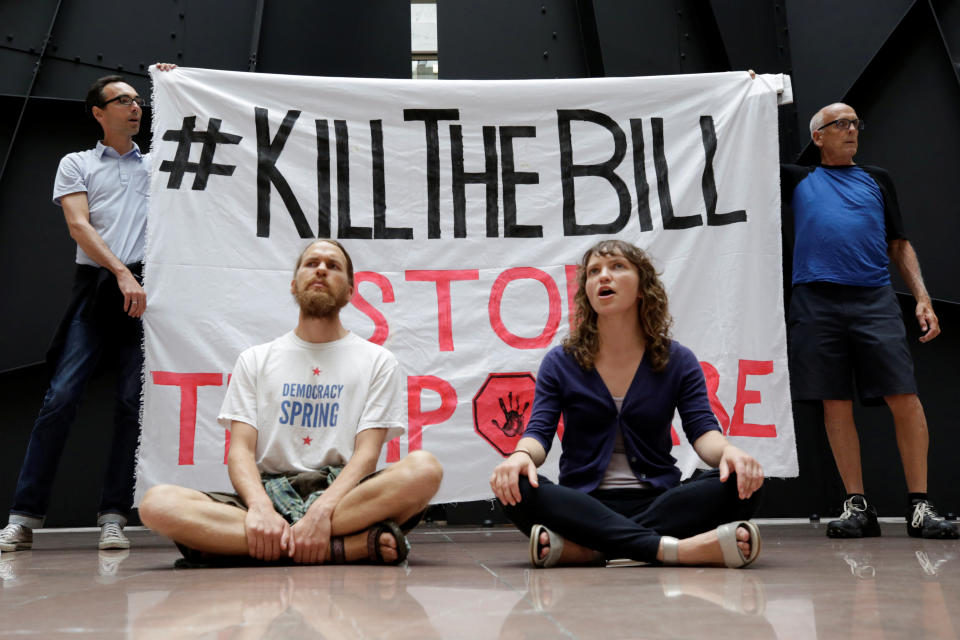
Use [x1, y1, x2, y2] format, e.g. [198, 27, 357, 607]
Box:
[137, 67, 796, 504]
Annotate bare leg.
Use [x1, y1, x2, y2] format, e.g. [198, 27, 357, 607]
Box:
[140, 485, 250, 555]
[885, 393, 928, 493]
[140, 450, 443, 561]
[328, 450, 443, 535]
[536, 531, 604, 565]
[823, 399, 864, 494]
[658, 527, 752, 566]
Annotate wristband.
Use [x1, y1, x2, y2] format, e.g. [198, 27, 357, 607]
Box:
[512, 449, 534, 461]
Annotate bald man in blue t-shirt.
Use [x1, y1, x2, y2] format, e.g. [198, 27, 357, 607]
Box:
[782, 102, 956, 540]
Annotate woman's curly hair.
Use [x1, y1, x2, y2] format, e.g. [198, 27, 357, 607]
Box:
[562, 240, 673, 372]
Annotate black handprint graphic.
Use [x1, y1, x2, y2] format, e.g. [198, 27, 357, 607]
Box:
[492, 391, 529, 437]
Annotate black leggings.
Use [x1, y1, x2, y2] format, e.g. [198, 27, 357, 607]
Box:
[503, 470, 763, 562]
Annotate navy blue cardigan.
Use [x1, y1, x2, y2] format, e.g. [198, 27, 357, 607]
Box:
[523, 341, 720, 492]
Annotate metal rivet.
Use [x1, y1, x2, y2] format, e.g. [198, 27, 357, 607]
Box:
[543, 51, 549, 58]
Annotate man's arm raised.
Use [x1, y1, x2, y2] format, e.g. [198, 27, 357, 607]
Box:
[288, 427, 386, 564]
[61, 191, 146, 318]
[228, 421, 294, 561]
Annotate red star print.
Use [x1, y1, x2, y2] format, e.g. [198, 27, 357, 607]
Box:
[303, 436, 312, 445]
[312, 367, 321, 375]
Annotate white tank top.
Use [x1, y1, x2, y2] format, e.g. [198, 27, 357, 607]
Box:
[598, 396, 652, 490]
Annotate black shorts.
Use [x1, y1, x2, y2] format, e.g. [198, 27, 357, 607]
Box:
[788, 283, 916, 406]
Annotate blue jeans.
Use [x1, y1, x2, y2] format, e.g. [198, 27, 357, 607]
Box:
[9, 296, 143, 528]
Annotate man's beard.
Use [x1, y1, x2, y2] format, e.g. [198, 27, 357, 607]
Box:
[294, 285, 349, 318]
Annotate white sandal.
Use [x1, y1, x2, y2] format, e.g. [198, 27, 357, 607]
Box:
[659, 521, 761, 568]
[717, 520, 761, 568]
[529, 524, 565, 568]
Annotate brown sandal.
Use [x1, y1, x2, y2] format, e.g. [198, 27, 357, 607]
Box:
[367, 520, 409, 565]
[328, 520, 409, 565]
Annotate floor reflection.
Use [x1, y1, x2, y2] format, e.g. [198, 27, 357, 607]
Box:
[498, 567, 777, 639]
[131, 566, 442, 639]
[0, 524, 958, 640]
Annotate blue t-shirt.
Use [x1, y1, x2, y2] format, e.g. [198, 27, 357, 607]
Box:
[781, 164, 906, 287]
[523, 341, 720, 492]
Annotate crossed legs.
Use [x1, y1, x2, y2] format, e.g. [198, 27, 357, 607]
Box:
[140, 450, 443, 563]
[504, 471, 762, 566]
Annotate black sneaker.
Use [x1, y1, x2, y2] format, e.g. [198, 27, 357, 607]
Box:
[907, 500, 959, 539]
[826, 496, 882, 538]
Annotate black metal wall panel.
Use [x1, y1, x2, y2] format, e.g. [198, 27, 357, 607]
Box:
[0, 96, 20, 168]
[256, 0, 411, 78]
[179, 0, 259, 71]
[592, 0, 728, 77]
[0, 98, 86, 372]
[0, 49, 41, 97]
[31, 0, 183, 100]
[709, 0, 786, 73]
[931, 0, 960, 64]
[841, 2, 960, 304]
[784, 0, 914, 134]
[438, 0, 587, 79]
[0, 1, 58, 99]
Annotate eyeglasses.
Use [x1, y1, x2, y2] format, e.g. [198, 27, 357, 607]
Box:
[101, 94, 144, 108]
[817, 118, 864, 131]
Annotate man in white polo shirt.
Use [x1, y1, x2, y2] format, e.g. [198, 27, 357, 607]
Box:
[0, 69, 173, 552]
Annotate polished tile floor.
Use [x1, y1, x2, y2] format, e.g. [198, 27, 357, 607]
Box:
[0, 521, 957, 639]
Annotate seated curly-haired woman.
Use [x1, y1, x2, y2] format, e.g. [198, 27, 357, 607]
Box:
[489, 239, 764, 568]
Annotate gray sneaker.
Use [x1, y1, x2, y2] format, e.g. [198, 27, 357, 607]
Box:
[0, 523, 33, 551]
[98, 522, 130, 550]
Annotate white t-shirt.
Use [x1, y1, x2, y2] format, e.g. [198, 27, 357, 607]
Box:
[218, 331, 406, 475]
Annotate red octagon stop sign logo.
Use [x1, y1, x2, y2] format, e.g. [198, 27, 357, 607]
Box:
[473, 372, 563, 456]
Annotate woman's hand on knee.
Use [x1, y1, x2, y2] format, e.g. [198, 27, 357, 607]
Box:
[718, 445, 764, 500]
[490, 453, 539, 506]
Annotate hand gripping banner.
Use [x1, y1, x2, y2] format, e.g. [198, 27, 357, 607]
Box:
[138, 67, 796, 503]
